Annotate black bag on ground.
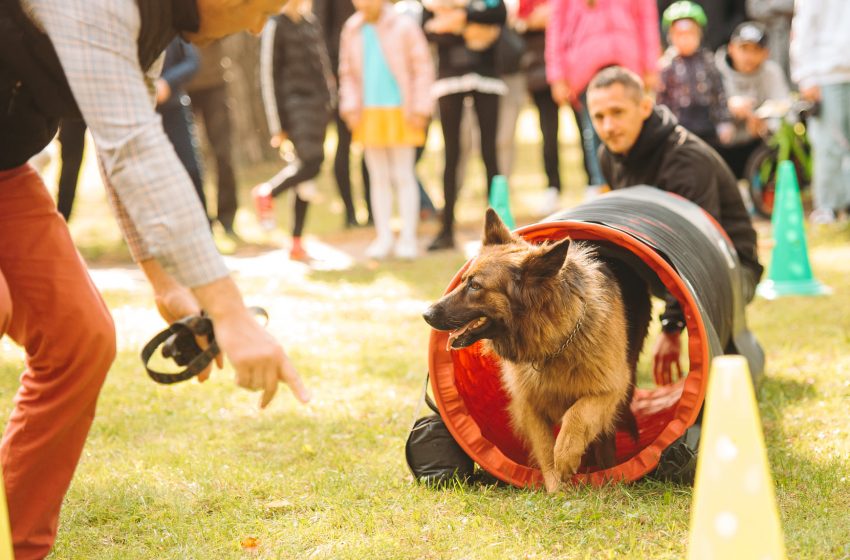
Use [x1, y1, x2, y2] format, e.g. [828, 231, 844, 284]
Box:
[405, 379, 474, 485]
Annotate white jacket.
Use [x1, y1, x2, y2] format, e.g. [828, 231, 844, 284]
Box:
[790, 0, 850, 88]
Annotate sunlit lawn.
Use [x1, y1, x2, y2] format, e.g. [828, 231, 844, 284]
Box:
[1, 107, 849, 559]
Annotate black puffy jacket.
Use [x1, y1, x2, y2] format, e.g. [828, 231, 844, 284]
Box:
[260, 12, 335, 161]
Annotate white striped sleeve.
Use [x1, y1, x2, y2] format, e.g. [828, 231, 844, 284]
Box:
[259, 18, 282, 137]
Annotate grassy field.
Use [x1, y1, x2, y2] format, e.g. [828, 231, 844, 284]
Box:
[1, 111, 849, 559]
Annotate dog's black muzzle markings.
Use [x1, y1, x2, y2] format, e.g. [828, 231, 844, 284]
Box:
[423, 301, 496, 350]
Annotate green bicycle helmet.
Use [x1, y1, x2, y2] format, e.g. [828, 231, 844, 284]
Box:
[662, 1, 708, 30]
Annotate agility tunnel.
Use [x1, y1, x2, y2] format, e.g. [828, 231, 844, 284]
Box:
[427, 187, 764, 487]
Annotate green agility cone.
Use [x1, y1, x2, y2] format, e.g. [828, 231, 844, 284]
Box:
[756, 161, 831, 299]
[489, 175, 515, 230]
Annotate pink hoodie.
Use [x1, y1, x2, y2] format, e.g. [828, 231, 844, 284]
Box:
[338, 4, 435, 120]
[545, 0, 660, 96]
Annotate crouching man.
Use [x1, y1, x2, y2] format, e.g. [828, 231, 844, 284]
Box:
[585, 65, 763, 383]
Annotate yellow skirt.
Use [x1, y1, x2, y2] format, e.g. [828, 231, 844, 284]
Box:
[353, 107, 425, 148]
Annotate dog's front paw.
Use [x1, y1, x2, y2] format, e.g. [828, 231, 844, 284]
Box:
[553, 435, 583, 480]
[554, 452, 581, 481]
[542, 470, 562, 493]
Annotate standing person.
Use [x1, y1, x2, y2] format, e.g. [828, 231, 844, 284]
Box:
[491, 0, 526, 188]
[394, 0, 440, 222]
[186, 41, 240, 238]
[715, 21, 790, 178]
[254, 0, 336, 261]
[314, 0, 372, 227]
[515, 0, 563, 214]
[546, 0, 660, 192]
[0, 1, 311, 558]
[586, 66, 762, 381]
[454, 6, 526, 215]
[55, 118, 87, 221]
[339, 0, 435, 259]
[157, 37, 207, 213]
[791, 0, 850, 224]
[656, 1, 735, 147]
[423, 0, 507, 251]
[745, 0, 793, 82]
[657, 0, 747, 51]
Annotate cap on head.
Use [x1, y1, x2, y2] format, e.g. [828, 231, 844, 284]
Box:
[730, 21, 768, 48]
[662, 1, 708, 30]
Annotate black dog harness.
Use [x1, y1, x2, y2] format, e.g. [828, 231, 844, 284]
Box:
[141, 307, 268, 384]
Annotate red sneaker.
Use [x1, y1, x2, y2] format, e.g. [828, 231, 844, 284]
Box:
[289, 238, 311, 262]
[251, 184, 275, 230]
[289, 245, 311, 262]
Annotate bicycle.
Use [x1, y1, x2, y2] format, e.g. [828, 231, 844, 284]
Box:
[743, 98, 816, 219]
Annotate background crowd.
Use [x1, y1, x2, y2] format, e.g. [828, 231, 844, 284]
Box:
[40, 0, 850, 247]
[5, 1, 850, 558]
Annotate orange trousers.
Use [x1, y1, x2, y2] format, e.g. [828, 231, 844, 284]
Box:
[0, 165, 115, 559]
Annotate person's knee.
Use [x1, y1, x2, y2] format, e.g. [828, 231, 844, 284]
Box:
[83, 306, 116, 369]
[0, 277, 11, 338]
[62, 303, 116, 386]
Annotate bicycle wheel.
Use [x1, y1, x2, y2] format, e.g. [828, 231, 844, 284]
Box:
[744, 144, 779, 218]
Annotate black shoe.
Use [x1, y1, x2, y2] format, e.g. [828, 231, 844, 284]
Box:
[427, 230, 455, 251]
[223, 227, 244, 243]
[344, 217, 361, 229]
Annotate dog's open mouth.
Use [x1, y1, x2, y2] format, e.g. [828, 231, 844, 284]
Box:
[446, 317, 489, 350]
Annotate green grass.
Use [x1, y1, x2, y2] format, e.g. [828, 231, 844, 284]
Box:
[2, 109, 850, 558]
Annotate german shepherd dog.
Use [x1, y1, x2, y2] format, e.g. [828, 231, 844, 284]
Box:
[423, 209, 651, 492]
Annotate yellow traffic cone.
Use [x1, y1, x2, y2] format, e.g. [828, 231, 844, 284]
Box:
[688, 356, 785, 560]
[0, 471, 12, 560]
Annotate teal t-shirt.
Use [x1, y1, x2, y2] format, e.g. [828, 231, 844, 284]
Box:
[361, 24, 402, 108]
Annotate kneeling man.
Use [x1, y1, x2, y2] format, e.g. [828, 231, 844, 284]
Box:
[586, 65, 763, 382]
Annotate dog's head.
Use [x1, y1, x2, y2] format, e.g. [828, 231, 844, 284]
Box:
[423, 208, 571, 350]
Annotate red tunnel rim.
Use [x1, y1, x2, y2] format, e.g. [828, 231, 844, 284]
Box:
[428, 220, 711, 487]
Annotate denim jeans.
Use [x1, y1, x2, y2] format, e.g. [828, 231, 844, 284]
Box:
[578, 90, 605, 186]
[807, 81, 850, 212]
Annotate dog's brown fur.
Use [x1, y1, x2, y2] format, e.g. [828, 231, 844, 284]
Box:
[423, 209, 651, 491]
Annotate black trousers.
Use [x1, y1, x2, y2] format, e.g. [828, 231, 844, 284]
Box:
[189, 85, 238, 230]
[159, 101, 206, 211]
[531, 87, 561, 191]
[438, 90, 500, 233]
[715, 138, 763, 180]
[333, 110, 372, 223]
[56, 118, 87, 221]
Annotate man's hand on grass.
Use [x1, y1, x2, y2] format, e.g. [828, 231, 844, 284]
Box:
[653, 331, 682, 386]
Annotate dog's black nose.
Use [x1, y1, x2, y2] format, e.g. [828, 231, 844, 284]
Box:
[422, 306, 437, 326]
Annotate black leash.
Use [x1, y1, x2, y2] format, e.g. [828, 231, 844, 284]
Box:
[141, 307, 268, 385]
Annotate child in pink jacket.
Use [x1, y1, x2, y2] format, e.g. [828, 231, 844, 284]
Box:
[545, 0, 660, 188]
[339, 0, 435, 260]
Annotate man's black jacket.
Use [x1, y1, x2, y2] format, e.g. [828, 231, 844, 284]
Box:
[599, 105, 763, 286]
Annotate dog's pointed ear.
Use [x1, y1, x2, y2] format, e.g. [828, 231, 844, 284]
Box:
[483, 208, 513, 246]
[524, 238, 571, 279]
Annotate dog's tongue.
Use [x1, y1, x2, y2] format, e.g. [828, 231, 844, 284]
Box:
[446, 321, 474, 351]
[446, 319, 478, 351]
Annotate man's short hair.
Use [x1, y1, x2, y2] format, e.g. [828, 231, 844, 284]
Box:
[587, 66, 645, 103]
